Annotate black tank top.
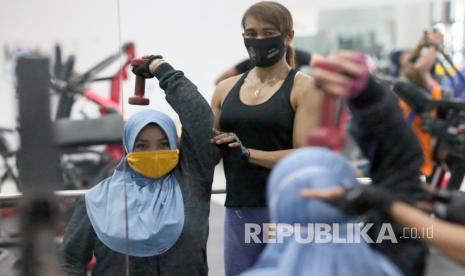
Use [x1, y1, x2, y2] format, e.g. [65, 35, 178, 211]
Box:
[220, 69, 297, 207]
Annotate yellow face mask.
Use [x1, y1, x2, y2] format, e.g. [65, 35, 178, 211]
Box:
[127, 149, 180, 179]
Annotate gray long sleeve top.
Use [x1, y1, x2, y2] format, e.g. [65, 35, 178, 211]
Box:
[60, 63, 217, 276]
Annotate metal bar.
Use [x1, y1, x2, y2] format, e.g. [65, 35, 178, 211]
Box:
[0, 189, 88, 200]
[0, 178, 373, 203]
[358, 177, 372, 185]
[0, 189, 227, 202]
[212, 189, 226, 194]
[0, 237, 63, 249]
[92, 77, 114, 82]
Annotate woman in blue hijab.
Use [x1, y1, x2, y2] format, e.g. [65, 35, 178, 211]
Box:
[61, 56, 217, 275]
[241, 147, 402, 276]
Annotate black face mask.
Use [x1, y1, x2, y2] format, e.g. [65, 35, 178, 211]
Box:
[244, 34, 286, 67]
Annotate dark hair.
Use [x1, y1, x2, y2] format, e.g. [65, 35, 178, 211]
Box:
[241, 1, 296, 68]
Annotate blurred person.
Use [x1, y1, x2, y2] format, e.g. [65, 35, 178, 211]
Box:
[247, 50, 428, 276]
[398, 30, 444, 178]
[402, 30, 443, 92]
[241, 147, 403, 276]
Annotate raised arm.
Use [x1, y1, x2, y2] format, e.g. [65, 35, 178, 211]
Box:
[149, 60, 218, 182]
[348, 78, 425, 197]
[413, 30, 443, 74]
[312, 51, 425, 198]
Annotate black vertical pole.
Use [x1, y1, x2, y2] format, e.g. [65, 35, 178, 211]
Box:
[16, 56, 62, 276]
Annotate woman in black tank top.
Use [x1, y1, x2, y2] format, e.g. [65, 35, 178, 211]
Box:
[210, 2, 322, 275]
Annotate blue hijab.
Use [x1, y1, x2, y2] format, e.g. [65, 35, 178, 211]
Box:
[242, 147, 402, 276]
[85, 110, 184, 257]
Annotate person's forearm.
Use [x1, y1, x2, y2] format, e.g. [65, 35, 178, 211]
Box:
[414, 47, 437, 73]
[155, 63, 213, 127]
[248, 149, 296, 168]
[410, 43, 424, 62]
[154, 62, 218, 179]
[391, 201, 465, 263]
[348, 77, 424, 194]
[154, 62, 215, 150]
